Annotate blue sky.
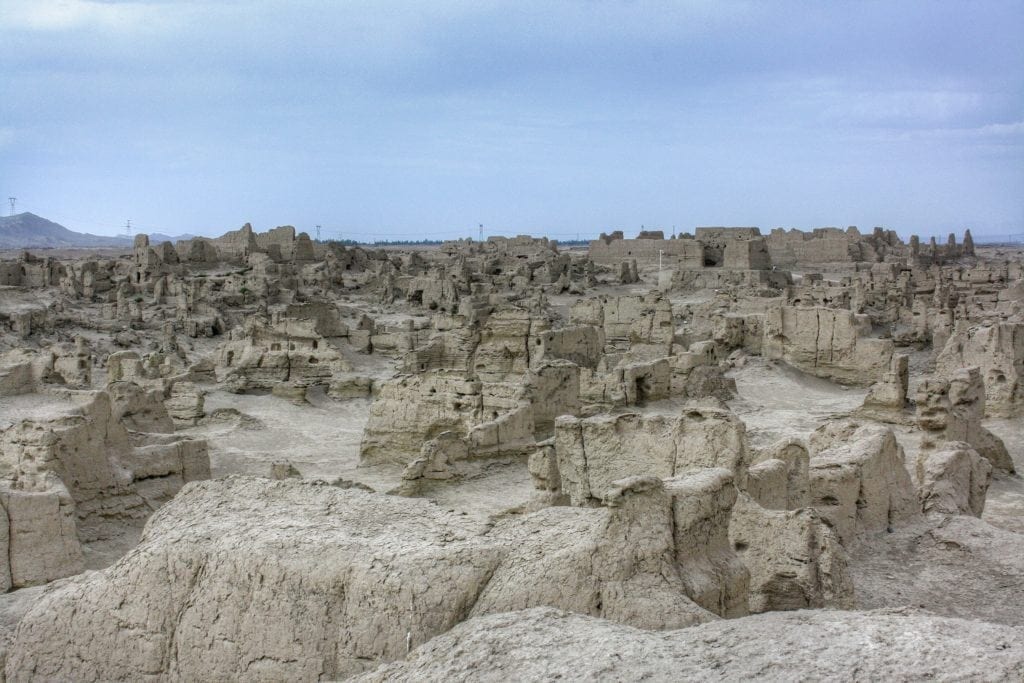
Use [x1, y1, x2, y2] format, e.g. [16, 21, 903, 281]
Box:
[1, 0, 1022, 242]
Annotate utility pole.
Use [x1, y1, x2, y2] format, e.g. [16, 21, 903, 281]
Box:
[7, 198, 15, 216]
[478, 223, 483, 242]
[125, 219, 132, 241]
[659, 249, 663, 273]
[315, 225, 321, 242]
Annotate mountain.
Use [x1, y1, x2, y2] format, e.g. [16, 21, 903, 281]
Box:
[148, 232, 197, 244]
[0, 213, 193, 249]
[0, 213, 129, 249]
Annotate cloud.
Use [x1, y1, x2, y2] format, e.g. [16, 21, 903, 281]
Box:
[974, 121, 1024, 137]
[0, 1, 1020, 239]
[0, 0, 183, 33]
[868, 119, 1024, 146]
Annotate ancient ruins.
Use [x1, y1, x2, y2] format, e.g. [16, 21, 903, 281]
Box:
[0, 222, 1022, 680]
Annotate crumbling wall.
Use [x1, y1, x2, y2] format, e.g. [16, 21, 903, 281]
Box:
[762, 305, 893, 386]
[915, 367, 1014, 472]
[589, 236, 704, 267]
[936, 321, 1024, 417]
[360, 373, 483, 465]
[807, 422, 917, 544]
[0, 388, 210, 588]
[552, 407, 748, 507]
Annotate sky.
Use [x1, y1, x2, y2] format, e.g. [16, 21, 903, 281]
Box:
[1, 0, 1022, 242]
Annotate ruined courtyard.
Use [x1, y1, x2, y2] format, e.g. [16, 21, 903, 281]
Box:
[0, 223, 1022, 680]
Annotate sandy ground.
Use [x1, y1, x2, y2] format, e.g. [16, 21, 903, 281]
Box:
[726, 356, 867, 449]
[179, 386, 538, 521]
[0, 393, 80, 430]
[180, 350, 1023, 535]
[0, 288, 59, 316]
[979, 417, 1024, 534]
[188, 391, 378, 482]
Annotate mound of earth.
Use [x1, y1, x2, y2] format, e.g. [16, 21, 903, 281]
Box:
[5, 475, 718, 681]
[849, 514, 1024, 626]
[358, 606, 1024, 682]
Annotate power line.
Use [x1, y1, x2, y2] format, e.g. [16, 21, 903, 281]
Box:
[7, 198, 15, 217]
[125, 219, 132, 241]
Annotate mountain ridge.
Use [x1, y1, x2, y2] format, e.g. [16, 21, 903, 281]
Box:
[0, 213, 192, 249]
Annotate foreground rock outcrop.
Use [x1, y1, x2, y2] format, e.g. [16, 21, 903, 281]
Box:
[357, 606, 1024, 682]
[6, 476, 723, 681]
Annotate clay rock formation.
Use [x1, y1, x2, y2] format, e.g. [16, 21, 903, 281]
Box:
[552, 406, 748, 506]
[6, 478, 504, 681]
[570, 294, 673, 358]
[0, 387, 210, 589]
[669, 341, 737, 401]
[361, 360, 580, 466]
[164, 380, 206, 427]
[360, 373, 484, 465]
[732, 438, 853, 613]
[859, 353, 909, 420]
[915, 367, 1014, 472]
[0, 477, 81, 591]
[729, 493, 853, 612]
[471, 475, 723, 626]
[6, 475, 736, 681]
[578, 356, 671, 407]
[358, 606, 1024, 682]
[807, 421, 918, 545]
[660, 469, 750, 617]
[936, 321, 1023, 416]
[743, 439, 810, 511]
[762, 305, 894, 385]
[916, 442, 992, 517]
[217, 318, 353, 393]
[0, 344, 94, 397]
[552, 410, 859, 617]
[526, 438, 560, 493]
[389, 431, 468, 495]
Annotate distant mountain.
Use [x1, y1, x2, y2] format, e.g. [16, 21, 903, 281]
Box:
[0, 213, 129, 249]
[0, 213, 192, 249]
[147, 232, 197, 244]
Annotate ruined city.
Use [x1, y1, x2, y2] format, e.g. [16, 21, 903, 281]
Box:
[0, 220, 1020, 680]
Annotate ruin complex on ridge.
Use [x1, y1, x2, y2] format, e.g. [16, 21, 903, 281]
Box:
[0, 218, 1022, 680]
